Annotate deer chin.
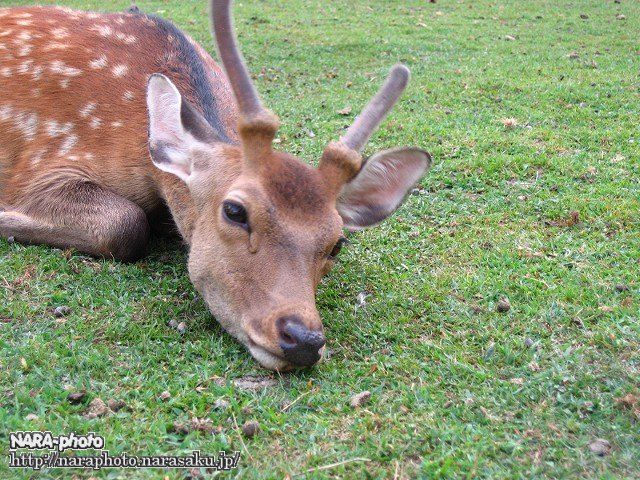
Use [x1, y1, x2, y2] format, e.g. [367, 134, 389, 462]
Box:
[247, 342, 294, 372]
[247, 338, 326, 372]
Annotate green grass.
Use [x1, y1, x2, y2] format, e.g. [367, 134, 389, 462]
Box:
[1, 0, 639, 478]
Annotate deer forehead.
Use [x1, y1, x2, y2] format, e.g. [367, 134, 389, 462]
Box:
[259, 151, 334, 216]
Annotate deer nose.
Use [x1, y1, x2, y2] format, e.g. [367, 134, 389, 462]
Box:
[277, 316, 325, 367]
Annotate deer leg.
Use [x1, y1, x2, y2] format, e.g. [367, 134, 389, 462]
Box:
[0, 181, 150, 262]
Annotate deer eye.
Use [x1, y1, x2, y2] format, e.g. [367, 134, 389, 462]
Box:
[328, 237, 347, 260]
[222, 200, 248, 229]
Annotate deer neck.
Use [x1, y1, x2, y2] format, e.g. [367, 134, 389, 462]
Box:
[158, 174, 199, 245]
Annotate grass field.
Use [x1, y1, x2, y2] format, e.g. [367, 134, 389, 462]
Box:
[1, 0, 639, 478]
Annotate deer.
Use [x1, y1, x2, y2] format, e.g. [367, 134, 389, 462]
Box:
[0, 1, 431, 371]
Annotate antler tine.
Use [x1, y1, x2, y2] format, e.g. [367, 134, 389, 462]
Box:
[340, 64, 410, 152]
[210, 0, 267, 119]
[210, 0, 278, 161]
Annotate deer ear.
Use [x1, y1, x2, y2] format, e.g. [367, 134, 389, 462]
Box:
[146, 74, 219, 183]
[336, 147, 431, 231]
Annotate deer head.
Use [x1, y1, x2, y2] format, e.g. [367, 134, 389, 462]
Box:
[146, 0, 431, 370]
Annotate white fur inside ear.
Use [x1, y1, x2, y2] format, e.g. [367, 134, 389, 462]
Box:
[337, 147, 431, 230]
[147, 74, 183, 142]
[146, 74, 201, 183]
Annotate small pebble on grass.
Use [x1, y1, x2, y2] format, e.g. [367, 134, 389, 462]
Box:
[107, 399, 126, 412]
[67, 391, 87, 404]
[356, 292, 368, 308]
[496, 298, 511, 313]
[350, 391, 371, 408]
[173, 418, 216, 435]
[242, 421, 260, 438]
[484, 342, 496, 360]
[84, 398, 109, 419]
[54, 306, 71, 318]
[233, 376, 277, 391]
[589, 438, 611, 456]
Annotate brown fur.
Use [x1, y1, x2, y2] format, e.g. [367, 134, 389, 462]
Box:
[0, 6, 236, 219]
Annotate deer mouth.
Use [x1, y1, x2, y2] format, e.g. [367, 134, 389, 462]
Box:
[246, 337, 294, 372]
[246, 336, 325, 371]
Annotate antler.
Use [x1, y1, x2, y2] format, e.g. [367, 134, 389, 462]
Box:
[340, 64, 410, 152]
[210, 0, 278, 159]
[318, 64, 411, 194]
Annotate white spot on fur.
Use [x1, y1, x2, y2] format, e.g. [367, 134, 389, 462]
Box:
[91, 24, 112, 37]
[110, 121, 122, 128]
[123, 91, 135, 102]
[51, 27, 69, 39]
[17, 44, 32, 57]
[13, 13, 32, 19]
[54, 7, 75, 15]
[29, 65, 42, 80]
[45, 120, 74, 137]
[44, 42, 69, 51]
[79, 102, 97, 118]
[115, 32, 137, 44]
[115, 18, 125, 25]
[89, 117, 102, 129]
[84, 153, 95, 160]
[0, 66, 11, 77]
[16, 20, 32, 26]
[19, 112, 38, 141]
[112, 64, 128, 77]
[32, 88, 41, 97]
[31, 149, 46, 166]
[0, 104, 13, 121]
[89, 55, 108, 69]
[17, 59, 33, 73]
[86, 13, 100, 20]
[0, 29, 13, 37]
[49, 60, 82, 76]
[58, 134, 78, 156]
[16, 31, 32, 41]
[4, 109, 39, 141]
[59, 79, 71, 89]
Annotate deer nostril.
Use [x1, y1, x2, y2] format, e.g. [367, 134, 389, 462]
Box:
[280, 331, 295, 346]
[277, 316, 325, 367]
